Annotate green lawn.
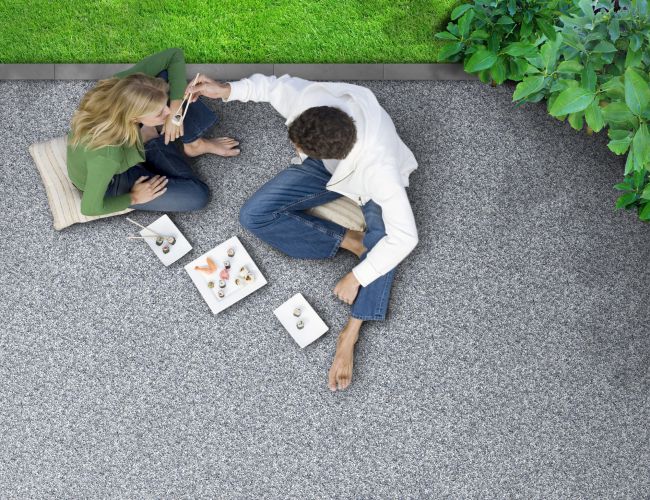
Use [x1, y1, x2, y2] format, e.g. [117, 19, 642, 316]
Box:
[0, 0, 462, 63]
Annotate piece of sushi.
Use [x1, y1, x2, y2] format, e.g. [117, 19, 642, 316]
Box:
[296, 320, 305, 330]
[155, 236, 164, 246]
[162, 245, 170, 254]
[227, 247, 235, 257]
[239, 266, 249, 278]
[166, 236, 176, 245]
[293, 307, 302, 317]
[218, 280, 226, 288]
[207, 281, 215, 289]
[223, 260, 231, 269]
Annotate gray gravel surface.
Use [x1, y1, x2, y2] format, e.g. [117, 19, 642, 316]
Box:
[0, 79, 648, 498]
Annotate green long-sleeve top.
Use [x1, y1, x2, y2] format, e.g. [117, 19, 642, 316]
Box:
[67, 48, 187, 216]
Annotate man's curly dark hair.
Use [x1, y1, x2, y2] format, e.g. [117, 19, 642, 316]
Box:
[288, 106, 357, 160]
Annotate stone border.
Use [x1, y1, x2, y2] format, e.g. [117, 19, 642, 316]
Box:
[0, 63, 476, 81]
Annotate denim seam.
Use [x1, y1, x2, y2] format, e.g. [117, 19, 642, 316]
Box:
[274, 189, 338, 216]
[283, 212, 344, 257]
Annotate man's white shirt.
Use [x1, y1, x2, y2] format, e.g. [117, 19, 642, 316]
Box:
[225, 74, 418, 287]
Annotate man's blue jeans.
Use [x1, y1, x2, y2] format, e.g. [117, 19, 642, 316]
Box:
[105, 73, 218, 212]
[239, 158, 396, 320]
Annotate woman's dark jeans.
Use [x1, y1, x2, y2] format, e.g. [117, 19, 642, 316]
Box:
[105, 70, 218, 212]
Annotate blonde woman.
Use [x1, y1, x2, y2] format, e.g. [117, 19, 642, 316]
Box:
[67, 48, 240, 216]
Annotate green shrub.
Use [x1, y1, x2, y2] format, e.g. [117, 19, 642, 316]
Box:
[436, 0, 650, 221]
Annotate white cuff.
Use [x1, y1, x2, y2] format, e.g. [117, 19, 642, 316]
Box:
[352, 260, 380, 288]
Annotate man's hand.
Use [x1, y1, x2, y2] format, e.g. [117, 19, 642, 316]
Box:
[162, 99, 184, 144]
[185, 75, 231, 101]
[333, 272, 361, 305]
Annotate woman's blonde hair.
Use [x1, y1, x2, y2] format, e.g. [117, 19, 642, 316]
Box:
[69, 73, 169, 150]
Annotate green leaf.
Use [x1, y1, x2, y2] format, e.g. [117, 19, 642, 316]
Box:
[630, 33, 643, 52]
[503, 42, 538, 57]
[592, 41, 618, 53]
[639, 201, 650, 220]
[435, 32, 459, 41]
[458, 10, 475, 37]
[557, 60, 584, 73]
[608, 136, 632, 154]
[513, 75, 546, 101]
[581, 63, 597, 91]
[616, 192, 637, 209]
[625, 67, 650, 115]
[641, 184, 650, 200]
[608, 129, 632, 140]
[536, 18, 557, 41]
[491, 57, 507, 85]
[569, 111, 584, 130]
[614, 182, 632, 191]
[579, 0, 595, 19]
[465, 48, 498, 72]
[496, 16, 515, 25]
[602, 101, 637, 126]
[608, 19, 620, 42]
[632, 123, 650, 170]
[601, 76, 625, 99]
[625, 149, 635, 175]
[585, 100, 604, 132]
[469, 30, 489, 40]
[439, 42, 464, 60]
[451, 4, 472, 20]
[549, 88, 595, 116]
[625, 49, 643, 69]
[507, 0, 516, 16]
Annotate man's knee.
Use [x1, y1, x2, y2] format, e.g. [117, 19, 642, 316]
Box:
[239, 196, 273, 231]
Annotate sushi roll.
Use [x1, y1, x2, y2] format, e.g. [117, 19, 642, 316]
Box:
[166, 236, 176, 245]
[234, 278, 245, 287]
[227, 247, 235, 257]
[293, 307, 302, 317]
[172, 114, 183, 126]
[155, 236, 164, 246]
[207, 281, 215, 289]
[162, 244, 170, 254]
[239, 266, 249, 278]
[217, 290, 225, 299]
[244, 273, 255, 283]
[223, 260, 231, 269]
[218, 280, 226, 288]
[296, 320, 305, 330]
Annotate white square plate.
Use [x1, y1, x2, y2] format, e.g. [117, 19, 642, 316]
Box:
[139, 214, 192, 266]
[274, 293, 328, 348]
[184, 236, 267, 314]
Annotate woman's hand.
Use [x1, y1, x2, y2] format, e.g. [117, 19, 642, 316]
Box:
[185, 75, 231, 102]
[162, 99, 184, 145]
[130, 175, 168, 205]
[333, 272, 361, 305]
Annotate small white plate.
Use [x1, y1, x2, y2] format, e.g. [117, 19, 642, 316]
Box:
[139, 214, 192, 266]
[274, 293, 328, 348]
[185, 236, 267, 314]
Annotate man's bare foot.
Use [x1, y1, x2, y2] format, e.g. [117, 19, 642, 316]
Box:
[328, 318, 362, 391]
[339, 229, 366, 258]
[183, 137, 241, 157]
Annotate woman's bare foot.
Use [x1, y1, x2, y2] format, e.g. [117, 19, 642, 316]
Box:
[183, 137, 241, 157]
[340, 229, 366, 258]
[328, 318, 362, 391]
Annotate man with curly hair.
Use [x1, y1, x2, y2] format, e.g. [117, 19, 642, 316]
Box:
[187, 74, 418, 392]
